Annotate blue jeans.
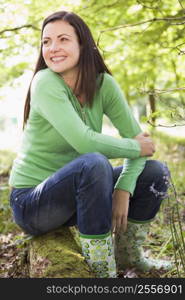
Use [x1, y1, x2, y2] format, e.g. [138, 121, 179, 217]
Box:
[10, 153, 170, 236]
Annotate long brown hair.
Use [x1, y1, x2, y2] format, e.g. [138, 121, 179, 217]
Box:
[23, 11, 111, 128]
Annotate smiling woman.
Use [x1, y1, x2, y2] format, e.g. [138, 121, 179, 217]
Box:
[42, 20, 81, 88]
[8, 11, 172, 278]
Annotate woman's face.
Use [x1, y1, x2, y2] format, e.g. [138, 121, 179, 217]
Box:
[42, 20, 81, 79]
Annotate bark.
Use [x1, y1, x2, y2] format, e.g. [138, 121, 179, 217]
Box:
[149, 93, 156, 124]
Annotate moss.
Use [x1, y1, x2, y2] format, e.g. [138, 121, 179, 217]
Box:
[29, 227, 95, 278]
[0, 186, 18, 234]
[0, 150, 16, 176]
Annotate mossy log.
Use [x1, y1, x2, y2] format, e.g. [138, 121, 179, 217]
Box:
[29, 227, 95, 278]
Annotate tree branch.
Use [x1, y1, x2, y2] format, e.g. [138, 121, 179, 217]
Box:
[140, 85, 185, 128]
[159, 41, 185, 55]
[136, 0, 161, 10]
[147, 119, 185, 127]
[0, 24, 40, 36]
[93, 0, 120, 14]
[140, 86, 185, 95]
[178, 0, 185, 10]
[97, 15, 185, 46]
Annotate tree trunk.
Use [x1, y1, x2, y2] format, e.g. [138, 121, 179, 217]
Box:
[29, 227, 94, 278]
[149, 93, 156, 124]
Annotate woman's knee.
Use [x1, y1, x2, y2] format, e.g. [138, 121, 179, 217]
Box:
[80, 152, 113, 175]
[142, 160, 171, 202]
[130, 160, 170, 221]
[145, 160, 170, 184]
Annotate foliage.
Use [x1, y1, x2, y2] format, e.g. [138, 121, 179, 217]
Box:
[1, 0, 185, 120]
[0, 150, 17, 233]
[0, 0, 80, 85]
[109, 129, 185, 278]
[0, 132, 185, 277]
[1, 0, 185, 278]
[151, 130, 185, 277]
[0, 186, 18, 234]
[151, 130, 185, 193]
[0, 150, 16, 176]
[76, 0, 185, 120]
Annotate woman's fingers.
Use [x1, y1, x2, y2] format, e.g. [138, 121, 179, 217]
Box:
[111, 216, 116, 233]
[143, 132, 150, 137]
[121, 216, 128, 233]
[112, 215, 127, 234]
[134, 132, 156, 157]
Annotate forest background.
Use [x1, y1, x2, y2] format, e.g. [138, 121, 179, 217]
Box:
[0, 0, 185, 278]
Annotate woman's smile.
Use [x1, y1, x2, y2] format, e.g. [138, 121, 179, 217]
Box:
[42, 20, 80, 84]
[50, 56, 67, 63]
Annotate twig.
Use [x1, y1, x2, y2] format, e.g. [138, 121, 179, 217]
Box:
[0, 24, 40, 36]
[140, 86, 185, 95]
[168, 174, 185, 276]
[97, 15, 185, 46]
[178, 0, 185, 10]
[156, 235, 172, 259]
[137, 0, 161, 10]
[93, 0, 120, 14]
[147, 120, 185, 127]
[172, 217, 185, 270]
[176, 198, 185, 208]
[169, 204, 181, 277]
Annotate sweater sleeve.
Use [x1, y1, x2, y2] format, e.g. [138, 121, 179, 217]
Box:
[30, 69, 141, 160]
[102, 73, 147, 195]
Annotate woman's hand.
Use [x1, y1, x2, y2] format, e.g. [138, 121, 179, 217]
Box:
[112, 189, 130, 234]
[134, 132, 155, 157]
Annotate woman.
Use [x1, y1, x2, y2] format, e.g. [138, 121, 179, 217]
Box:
[9, 11, 172, 278]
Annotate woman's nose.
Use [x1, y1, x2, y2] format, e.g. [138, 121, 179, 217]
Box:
[50, 42, 61, 52]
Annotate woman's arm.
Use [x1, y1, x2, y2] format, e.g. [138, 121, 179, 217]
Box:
[102, 74, 152, 232]
[102, 73, 149, 195]
[30, 69, 142, 160]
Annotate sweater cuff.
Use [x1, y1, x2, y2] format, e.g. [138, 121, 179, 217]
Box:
[114, 157, 147, 196]
[114, 176, 137, 196]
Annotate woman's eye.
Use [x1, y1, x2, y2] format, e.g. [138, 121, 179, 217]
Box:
[61, 37, 68, 42]
[42, 40, 49, 45]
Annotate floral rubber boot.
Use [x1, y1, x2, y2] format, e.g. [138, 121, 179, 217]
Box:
[114, 222, 173, 272]
[79, 231, 117, 278]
